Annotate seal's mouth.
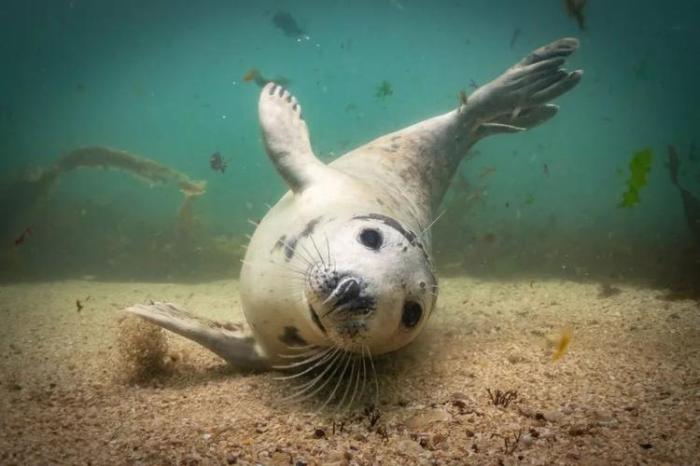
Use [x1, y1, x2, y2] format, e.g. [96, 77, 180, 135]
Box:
[309, 304, 326, 334]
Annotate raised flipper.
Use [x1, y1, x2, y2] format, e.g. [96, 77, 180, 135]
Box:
[465, 37, 582, 138]
[258, 82, 327, 192]
[125, 302, 269, 370]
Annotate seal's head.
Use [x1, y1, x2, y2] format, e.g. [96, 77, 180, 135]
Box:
[302, 212, 437, 356]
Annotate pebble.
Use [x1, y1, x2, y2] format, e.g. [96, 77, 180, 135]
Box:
[395, 438, 423, 456]
[543, 410, 564, 423]
[507, 353, 527, 364]
[520, 432, 534, 446]
[406, 408, 450, 431]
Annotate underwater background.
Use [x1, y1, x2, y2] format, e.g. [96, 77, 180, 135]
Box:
[1, 0, 698, 289]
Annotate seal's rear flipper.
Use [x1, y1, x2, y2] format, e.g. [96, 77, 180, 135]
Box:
[125, 302, 269, 370]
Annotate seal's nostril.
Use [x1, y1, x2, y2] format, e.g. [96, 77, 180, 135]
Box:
[334, 278, 360, 307]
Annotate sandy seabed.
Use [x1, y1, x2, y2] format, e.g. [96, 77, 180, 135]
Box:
[0, 276, 698, 466]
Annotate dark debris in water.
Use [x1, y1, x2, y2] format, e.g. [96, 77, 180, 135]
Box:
[375, 80, 393, 99]
[272, 11, 305, 38]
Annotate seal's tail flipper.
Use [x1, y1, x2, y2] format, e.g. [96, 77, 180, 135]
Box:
[465, 37, 582, 139]
[125, 302, 269, 370]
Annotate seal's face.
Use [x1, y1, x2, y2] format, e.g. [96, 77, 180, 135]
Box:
[302, 213, 437, 356]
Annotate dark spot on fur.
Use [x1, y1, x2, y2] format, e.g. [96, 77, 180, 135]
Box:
[279, 326, 307, 347]
[300, 217, 322, 238]
[281, 216, 323, 261]
[376, 198, 384, 206]
[284, 237, 298, 260]
[271, 235, 287, 253]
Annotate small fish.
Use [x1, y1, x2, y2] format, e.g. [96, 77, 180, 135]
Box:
[209, 151, 227, 173]
[552, 327, 573, 361]
[76, 299, 83, 312]
[14, 226, 32, 246]
[543, 163, 550, 176]
[242, 68, 291, 89]
[243, 68, 264, 86]
[564, 0, 586, 30]
[469, 79, 479, 89]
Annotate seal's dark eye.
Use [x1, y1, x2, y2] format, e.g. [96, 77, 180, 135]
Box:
[358, 228, 383, 250]
[402, 301, 422, 328]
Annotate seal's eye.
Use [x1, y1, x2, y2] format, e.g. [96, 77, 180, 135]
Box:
[358, 228, 383, 250]
[401, 301, 422, 328]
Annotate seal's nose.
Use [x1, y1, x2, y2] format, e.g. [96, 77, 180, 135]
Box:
[333, 277, 361, 307]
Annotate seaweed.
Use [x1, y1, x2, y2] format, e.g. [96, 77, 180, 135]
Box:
[113, 314, 172, 384]
[551, 327, 573, 361]
[53, 146, 206, 196]
[619, 147, 653, 208]
[375, 80, 393, 99]
[0, 146, 207, 252]
[491, 429, 522, 455]
[486, 388, 518, 408]
[564, 0, 586, 30]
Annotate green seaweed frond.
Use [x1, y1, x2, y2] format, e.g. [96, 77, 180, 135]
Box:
[375, 80, 393, 99]
[619, 147, 653, 208]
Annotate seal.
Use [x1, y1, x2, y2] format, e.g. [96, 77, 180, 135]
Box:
[126, 38, 582, 379]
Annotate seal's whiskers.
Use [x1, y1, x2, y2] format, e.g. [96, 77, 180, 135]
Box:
[309, 235, 327, 269]
[240, 259, 306, 281]
[273, 347, 336, 377]
[323, 234, 333, 272]
[317, 350, 353, 411]
[281, 348, 345, 404]
[359, 346, 369, 405]
[337, 354, 357, 412]
[366, 345, 380, 407]
[277, 345, 323, 359]
[420, 209, 446, 239]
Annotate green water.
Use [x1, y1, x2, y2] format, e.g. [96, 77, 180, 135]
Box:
[1, 0, 698, 288]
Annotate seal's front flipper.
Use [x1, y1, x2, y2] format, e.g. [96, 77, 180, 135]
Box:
[259, 83, 326, 193]
[473, 104, 559, 139]
[125, 302, 269, 370]
[466, 37, 582, 136]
